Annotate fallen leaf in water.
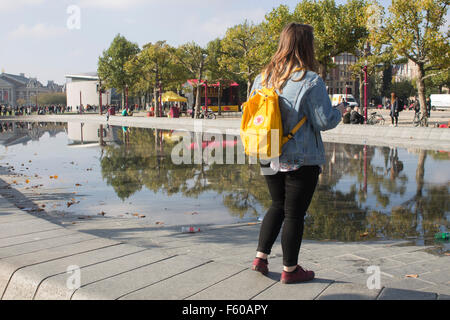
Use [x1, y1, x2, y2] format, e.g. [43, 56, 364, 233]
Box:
[75, 183, 82, 186]
[50, 176, 54, 179]
[98, 211, 106, 216]
[185, 211, 199, 215]
[41, 204, 46, 208]
[53, 175, 58, 179]
[132, 213, 139, 217]
[405, 274, 419, 278]
[25, 179, 30, 183]
[155, 221, 164, 225]
[360, 232, 369, 237]
[28, 160, 32, 163]
[12, 180, 17, 184]
[139, 215, 145, 218]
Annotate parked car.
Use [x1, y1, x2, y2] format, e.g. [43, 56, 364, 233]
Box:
[430, 94, 450, 110]
[331, 94, 359, 109]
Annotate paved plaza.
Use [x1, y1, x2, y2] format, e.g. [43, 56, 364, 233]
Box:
[0, 112, 449, 300]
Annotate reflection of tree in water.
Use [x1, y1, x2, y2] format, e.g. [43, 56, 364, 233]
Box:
[367, 149, 449, 244]
[304, 185, 367, 241]
[99, 128, 448, 243]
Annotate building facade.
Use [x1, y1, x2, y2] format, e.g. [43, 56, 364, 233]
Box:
[325, 52, 358, 97]
[65, 73, 113, 109]
[0, 72, 63, 106]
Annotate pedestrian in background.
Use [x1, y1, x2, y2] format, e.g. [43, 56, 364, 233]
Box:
[390, 92, 399, 127]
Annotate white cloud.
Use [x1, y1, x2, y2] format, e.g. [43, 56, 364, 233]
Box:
[78, 0, 148, 9]
[9, 24, 67, 39]
[0, 0, 45, 11]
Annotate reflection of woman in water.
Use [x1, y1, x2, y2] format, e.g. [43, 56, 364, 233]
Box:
[387, 148, 403, 180]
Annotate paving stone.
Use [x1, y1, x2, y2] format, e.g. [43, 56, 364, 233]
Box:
[316, 282, 381, 300]
[418, 270, 450, 284]
[120, 261, 246, 300]
[35, 249, 172, 300]
[253, 278, 334, 300]
[186, 269, 277, 300]
[0, 232, 94, 259]
[0, 228, 72, 248]
[2, 243, 140, 300]
[0, 237, 120, 298]
[389, 252, 437, 264]
[71, 255, 210, 300]
[377, 287, 437, 300]
[0, 219, 60, 239]
[0, 213, 40, 223]
[384, 277, 437, 291]
[420, 284, 450, 296]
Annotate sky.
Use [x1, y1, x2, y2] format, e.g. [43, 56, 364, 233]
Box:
[0, 0, 421, 85]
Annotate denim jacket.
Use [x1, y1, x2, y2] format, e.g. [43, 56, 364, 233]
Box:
[250, 70, 342, 166]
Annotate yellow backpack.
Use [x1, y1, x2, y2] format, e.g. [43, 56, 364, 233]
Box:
[240, 75, 307, 160]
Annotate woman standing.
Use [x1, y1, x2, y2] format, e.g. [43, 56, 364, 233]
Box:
[250, 23, 344, 284]
[390, 92, 399, 127]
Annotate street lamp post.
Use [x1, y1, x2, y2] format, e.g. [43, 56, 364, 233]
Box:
[98, 79, 102, 115]
[363, 64, 368, 123]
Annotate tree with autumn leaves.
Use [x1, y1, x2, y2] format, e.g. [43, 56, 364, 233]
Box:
[98, 0, 448, 122]
[372, 0, 449, 124]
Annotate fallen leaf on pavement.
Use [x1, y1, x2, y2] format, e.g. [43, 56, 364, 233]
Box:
[405, 274, 419, 278]
[360, 232, 369, 237]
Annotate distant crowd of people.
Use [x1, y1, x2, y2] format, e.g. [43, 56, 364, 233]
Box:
[0, 104, 67, 116]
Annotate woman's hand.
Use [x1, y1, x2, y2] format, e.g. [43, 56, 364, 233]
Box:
[335, 102, 347, 115]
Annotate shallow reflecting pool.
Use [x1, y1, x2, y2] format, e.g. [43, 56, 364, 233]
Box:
[0, 121, 448, 248]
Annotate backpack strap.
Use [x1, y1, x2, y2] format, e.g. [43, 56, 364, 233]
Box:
[282, 116, 307, 145]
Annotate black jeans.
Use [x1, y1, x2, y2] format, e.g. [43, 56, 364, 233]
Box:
[256, 165, 320, 267]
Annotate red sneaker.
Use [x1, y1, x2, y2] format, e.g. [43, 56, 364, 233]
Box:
[251, 258, 269, 275]
[280, 265, 315, 284]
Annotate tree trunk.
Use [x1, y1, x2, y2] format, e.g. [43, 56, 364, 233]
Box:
[415, 63, 428, 125]
[415, 150, 426, 198]
[122, 86, 126, 110]
[318, 62, 327, 80]
[359, 74, 364, 108]
[153, 87, 158, 117]
[194, 83, 201, 119]
[247, 79, 252, 101]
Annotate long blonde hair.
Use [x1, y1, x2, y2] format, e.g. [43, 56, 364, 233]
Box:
[261, 23, 317, 92]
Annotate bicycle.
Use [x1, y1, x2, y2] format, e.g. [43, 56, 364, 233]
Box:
[367, 111, 385, 125]
[413, 111, 428, 127]
[197, 109, 216, 119]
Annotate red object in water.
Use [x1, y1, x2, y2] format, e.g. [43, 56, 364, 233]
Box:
[189, 140, 237, 150]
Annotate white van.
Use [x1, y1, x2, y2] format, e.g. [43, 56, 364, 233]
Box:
[331, 94, 359, 108]
[430, 94, 450, 110]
